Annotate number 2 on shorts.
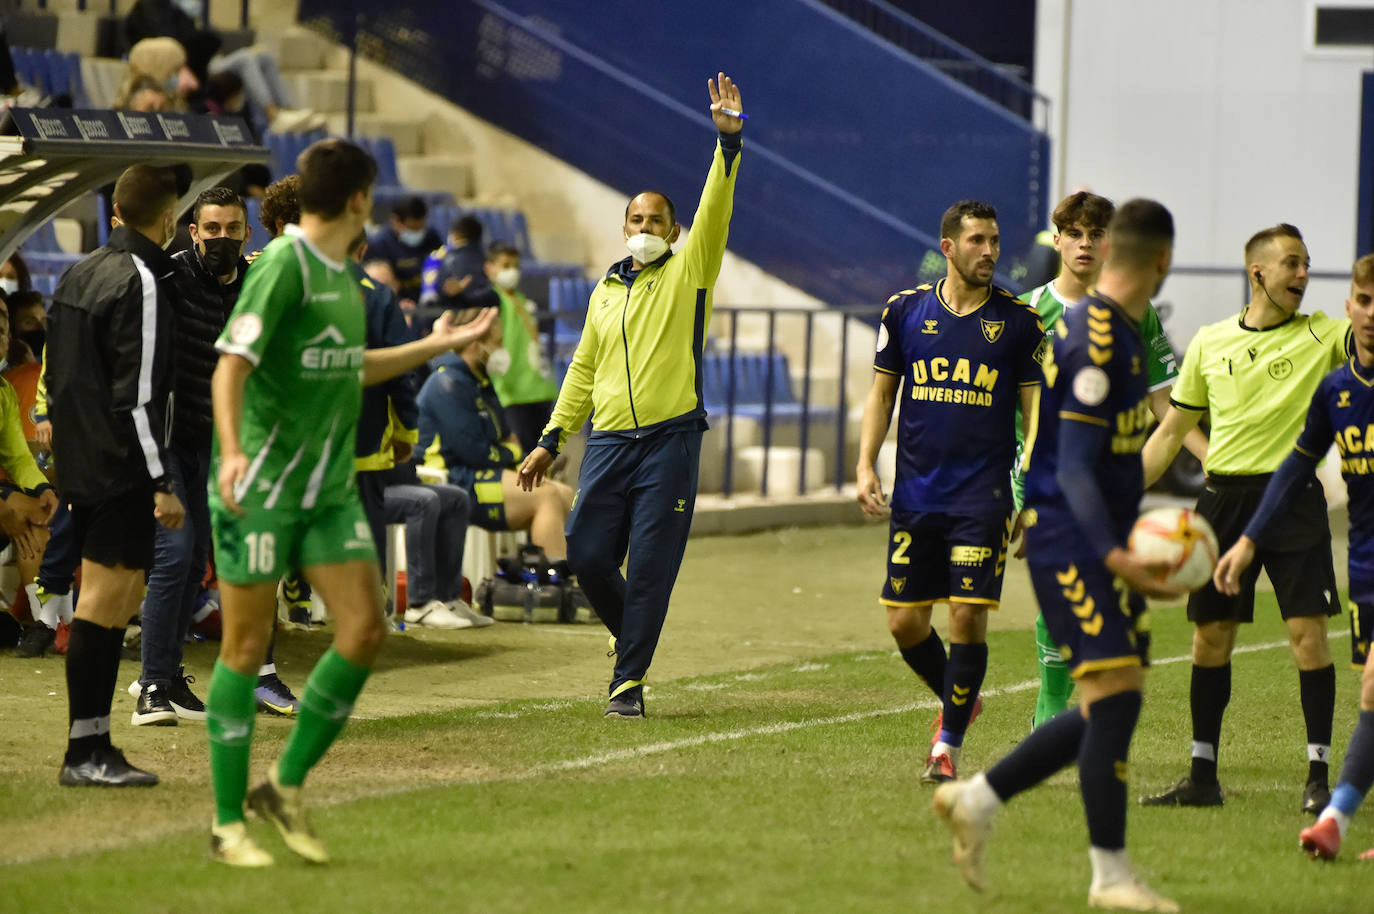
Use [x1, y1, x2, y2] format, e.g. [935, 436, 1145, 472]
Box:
[891, 530, 912, 565]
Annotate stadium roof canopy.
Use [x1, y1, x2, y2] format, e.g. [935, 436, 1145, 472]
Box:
[0, 107, 267, 264]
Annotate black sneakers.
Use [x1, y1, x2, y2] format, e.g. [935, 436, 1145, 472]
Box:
[1139, 776, 1224, 807]
[131, 682, 178, 727]
[16, 623, 56, 658]
[1302, 780, 1332, 816]
[168, 667, 207, 721]
[605, 684, 645, 719]
[59, 747, 159, 787]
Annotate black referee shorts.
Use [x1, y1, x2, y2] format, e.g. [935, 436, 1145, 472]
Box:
[70, 485, 157, 571]
[1186, 473, 1339, 625]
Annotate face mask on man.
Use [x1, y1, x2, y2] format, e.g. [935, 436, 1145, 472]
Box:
[0, 278, 18, 296]
[493, 267, 521, 292]
[625, 232, 669, 264]
[200, 236, 244, 276]
[399, 228, 429, 247]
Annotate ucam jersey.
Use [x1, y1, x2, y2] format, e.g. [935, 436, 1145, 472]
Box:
[1293, 359, 1374, 577]
[213, 226, 366, 512]
[1024, 293, 1150, 555]
[874, 279, 1045, 514]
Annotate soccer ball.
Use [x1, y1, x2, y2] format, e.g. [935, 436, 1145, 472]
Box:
[1127, 506, 1220, 592]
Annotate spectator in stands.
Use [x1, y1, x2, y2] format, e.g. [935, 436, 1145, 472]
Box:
[418, 310, 575, 567]
[363, 259, 400, 295]
[201, 71, 270, 198]
[116, 37, 199, 112]
[482, 242, 558, 454]
[48, 164, 186, 786]
[421, 215, 498, 317]
[7, 289, 44, 367]
[208, 48, 321, 132]
[128, 186, 250, 727]
[121, 77, 172, 113]
[123, 0, 219, 89]
[0, 251, 31, 298]
[369, 197, 442, 309]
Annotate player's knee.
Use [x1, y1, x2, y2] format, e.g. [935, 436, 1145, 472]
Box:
[1288, 621, 1330, 666]
[566, 536, 612, 578]
[887, 607, 929, 644]
[1192, 622, 1234, 663]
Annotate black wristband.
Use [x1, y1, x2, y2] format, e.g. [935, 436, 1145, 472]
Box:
[152, 476, 175, 495]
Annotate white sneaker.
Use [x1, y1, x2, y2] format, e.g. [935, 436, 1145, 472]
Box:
[127, 678, 141, 699]
[403, 599, 472, 630]
[933, 780, 993, 892]
[1088, 875, 1181, 913]
[447, 599, 494, 627]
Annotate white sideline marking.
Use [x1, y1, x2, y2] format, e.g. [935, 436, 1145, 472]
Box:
[534, 634, 1348, 776]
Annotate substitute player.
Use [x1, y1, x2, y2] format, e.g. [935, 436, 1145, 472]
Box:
[1213, 253, 1374, 860]
[1014, 191, 1208, 728]
[204, 138, 494, 866]
[934, 200, 1186, 912]
[857, 200, 1045, 783]
[1139, 224, 1346, 814]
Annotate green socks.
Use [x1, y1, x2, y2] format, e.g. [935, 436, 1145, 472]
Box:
[207, 659, 258, 826]
[1033, 612, 1074, 728]
[276, 647, 371, 787]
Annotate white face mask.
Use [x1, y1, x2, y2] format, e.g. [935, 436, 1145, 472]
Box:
[0, 278, 18, 296]
[626, 232, 669, 264]
[399, 228, 428, 247]
[494, 266, 521, 291]
[485, 346, 512, 376]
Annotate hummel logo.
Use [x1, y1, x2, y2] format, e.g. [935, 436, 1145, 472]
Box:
[303, 325, 347, 346]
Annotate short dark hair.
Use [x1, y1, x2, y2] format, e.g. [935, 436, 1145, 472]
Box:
[1244, 223, 1303, 266]
[296, 138, 377, 220]
[391, 196, 427, 221]
[112, 164, 179, 230]
[451, 215, 483, 243]
[1051, 191, 1114, 232]
[1106, 198, 1174, 265]
[4, 253, 30, 293]
[624, 190, 677, 225]
[486, 240, 519, 262]
[260, 175, 300, 237]
[8, 289, 43, 318]
[1352, 253, 1374, 288]
[192, 185, 245, 224]
[205, 69, 244, 107]
[939, 200, 997, 242]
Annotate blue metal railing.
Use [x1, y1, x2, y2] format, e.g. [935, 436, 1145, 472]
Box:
[816, 0, 1048, 128]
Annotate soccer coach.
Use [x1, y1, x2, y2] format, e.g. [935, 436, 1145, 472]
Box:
[518, 72, 744, 718]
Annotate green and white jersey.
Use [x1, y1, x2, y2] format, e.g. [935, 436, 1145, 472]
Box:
[1011, 280, 1178, 508]
[1020, 281, 1177, 390]
[213, 226, 366, 512]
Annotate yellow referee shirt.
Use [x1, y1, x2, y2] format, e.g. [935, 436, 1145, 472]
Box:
[1171, 310, 1351, 475]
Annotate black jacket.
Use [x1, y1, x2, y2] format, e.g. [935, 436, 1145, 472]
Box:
[169, 246, 245, 451]
[47, 226, 176, 503]
[355, 262, 418, 459]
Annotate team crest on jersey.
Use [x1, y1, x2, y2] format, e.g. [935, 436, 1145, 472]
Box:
[228, 313, 262, 345]
[890, 576, 906, 595]
[1268, 357, 1294, 380]
[1339, 390, 1352, 408]
[980, 319, 1004, 343]
[922, 320, 939, 335]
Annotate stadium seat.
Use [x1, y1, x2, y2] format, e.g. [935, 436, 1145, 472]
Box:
[245, 197, 271, 248]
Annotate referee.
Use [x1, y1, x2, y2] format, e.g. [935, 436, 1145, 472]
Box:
[517, 72, 744, 718]
[1139, 223, 1345, 813]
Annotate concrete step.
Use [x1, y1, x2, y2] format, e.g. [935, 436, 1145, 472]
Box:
[281, 70, 373, 113]
[54, 12, 99, 57]
[397, 155, 473, 198]
[325, 113, 424, 155]
[262, 26, 334, 72]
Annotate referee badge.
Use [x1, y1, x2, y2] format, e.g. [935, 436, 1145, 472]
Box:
[980, 319, 1004, 343]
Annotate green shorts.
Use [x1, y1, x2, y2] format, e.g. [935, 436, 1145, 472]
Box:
[467, 468, 509, 531]
[210, 496, 378, 584]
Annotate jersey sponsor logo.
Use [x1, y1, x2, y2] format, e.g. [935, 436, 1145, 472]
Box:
[950, 545, 993, 567]
[876, 323, 889, 353]
[1072, 366, 1110, 406]
[309, 291, 342, 303]
[980, 319, 1004, 343]
[1339, 390, 1352, 408]
[1113, 399, 1152, 454]
[1032, 338, 1050, 366]
[1268, 357, 1294, 380]
[301, 324, 364, 372]
[1335, 423, 1374, 474]
[922, 319, 939, 335]
[228, 313, 262, 345]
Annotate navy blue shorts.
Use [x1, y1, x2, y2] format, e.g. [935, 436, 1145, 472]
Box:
[880, 508, 1012, 608]
[1348, 540, 1374, 669]
[1028, 537, 1149, 679]
[466, 469, 509, 531]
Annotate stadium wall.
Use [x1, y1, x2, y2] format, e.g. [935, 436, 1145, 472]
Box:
[1036, 0, 1368, 346]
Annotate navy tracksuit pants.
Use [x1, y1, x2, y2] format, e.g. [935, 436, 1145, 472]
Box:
[566, 429, 701, 694]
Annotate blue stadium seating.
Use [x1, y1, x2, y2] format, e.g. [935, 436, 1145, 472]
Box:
[702, 351, 838, 423]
